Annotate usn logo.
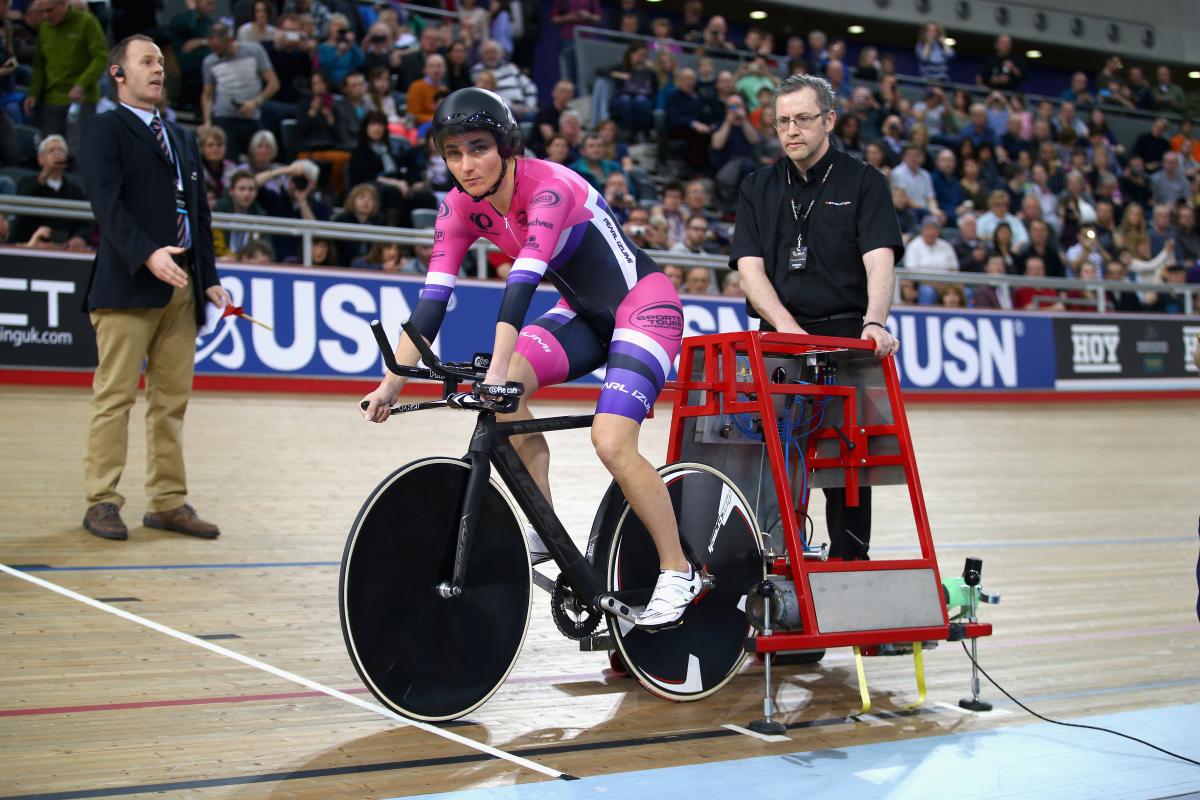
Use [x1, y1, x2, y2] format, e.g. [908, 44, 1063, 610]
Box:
[632, 301, 683, 335]
[469, 212, 494, 231]
[529, 189, 562, 208]
[1070, 323, 1120, 374]
[436, 200, 451, 219]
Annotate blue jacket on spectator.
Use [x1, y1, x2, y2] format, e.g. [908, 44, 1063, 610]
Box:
[570, 157, 623, 193]
[932, 170, 966, 225]
[958, 123, 996, 149]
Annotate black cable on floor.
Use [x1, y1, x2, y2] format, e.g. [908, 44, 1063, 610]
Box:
[961, 641, 1200, 768]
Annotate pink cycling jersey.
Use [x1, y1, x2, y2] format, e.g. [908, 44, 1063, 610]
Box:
[408, 158, 682, 421]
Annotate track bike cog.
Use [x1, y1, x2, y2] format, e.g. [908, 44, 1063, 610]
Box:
[551, 573, 603, 640]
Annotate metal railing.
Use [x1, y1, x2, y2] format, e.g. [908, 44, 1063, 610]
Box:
[1, 194, 1195, 314]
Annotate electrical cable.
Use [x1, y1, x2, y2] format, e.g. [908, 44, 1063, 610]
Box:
[960, 642, 1200, 768]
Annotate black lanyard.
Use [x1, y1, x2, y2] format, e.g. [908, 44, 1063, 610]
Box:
[787, 161, 833, 249]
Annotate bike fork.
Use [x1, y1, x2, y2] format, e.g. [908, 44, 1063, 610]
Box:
[438, 452, 491, 598]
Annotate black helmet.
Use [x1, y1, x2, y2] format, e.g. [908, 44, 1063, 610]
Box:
[431, 88, 523, 159]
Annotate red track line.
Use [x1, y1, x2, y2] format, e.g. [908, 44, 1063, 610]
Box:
[6, 369, 1200, 403]
[985, 623, 1198, 649]
[0, 687, 367, 717]
[0, 671, 615, 718]
[4, 620, 1191, 719]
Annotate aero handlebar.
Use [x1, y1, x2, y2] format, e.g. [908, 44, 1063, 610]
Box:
[365, 320, 524, 415]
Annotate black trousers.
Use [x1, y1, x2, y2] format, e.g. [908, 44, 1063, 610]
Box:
[761, 314, 872, 560]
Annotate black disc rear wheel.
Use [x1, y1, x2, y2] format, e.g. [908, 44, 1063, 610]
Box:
[606, 462, 763, 702]
[340, 457, 529, 721]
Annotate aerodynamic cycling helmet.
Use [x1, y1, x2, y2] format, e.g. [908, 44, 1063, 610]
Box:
[431, 88, 524, 159]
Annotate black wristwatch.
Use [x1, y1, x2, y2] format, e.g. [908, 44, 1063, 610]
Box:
[861, 320, 885, 332]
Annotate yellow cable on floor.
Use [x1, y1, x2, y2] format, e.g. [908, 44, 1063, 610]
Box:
[906, 641, 927, 710]
[852, 645, 871, 716]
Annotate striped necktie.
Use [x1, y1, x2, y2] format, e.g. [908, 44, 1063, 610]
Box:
[149, 115, 187, 248]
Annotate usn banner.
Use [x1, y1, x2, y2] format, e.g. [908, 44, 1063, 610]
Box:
[1, 251, 1197, 394]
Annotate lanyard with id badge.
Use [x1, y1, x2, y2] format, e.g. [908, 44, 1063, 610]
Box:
[786, 162, 833, 272]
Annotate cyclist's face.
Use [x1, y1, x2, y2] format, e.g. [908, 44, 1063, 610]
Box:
[443, 132, 502, 193]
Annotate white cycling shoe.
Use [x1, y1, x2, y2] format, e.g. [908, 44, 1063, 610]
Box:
[524, 523, 551, 566]
[635, 566, 702, 629]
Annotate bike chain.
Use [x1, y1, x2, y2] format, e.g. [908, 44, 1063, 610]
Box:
[550, 573, 603, 640]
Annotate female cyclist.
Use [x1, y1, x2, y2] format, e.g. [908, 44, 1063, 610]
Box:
[360, 88, 698, 628]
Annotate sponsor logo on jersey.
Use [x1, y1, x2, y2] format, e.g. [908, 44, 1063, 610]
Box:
[516, 209, 528, 228]
[520, 330, 553, 353]
[524, 234, 540, 250]
[632, 302, 683, 336]
[601, 217, 634, 264]
[530, 189, 562, 208]
[436, 200, 451, 219]
[469, 212, 494, 231]
[433, 229, 445, 244]
[528, 218, 555, 229]
[603, 380, 651, 411]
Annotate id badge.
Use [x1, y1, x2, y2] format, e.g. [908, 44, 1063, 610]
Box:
[788, 245, 808, 271]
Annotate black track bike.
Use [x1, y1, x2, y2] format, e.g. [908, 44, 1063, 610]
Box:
[339, 321, 765, 721]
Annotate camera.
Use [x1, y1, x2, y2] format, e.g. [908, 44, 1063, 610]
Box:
[629, 224, 646, 236]
[293, 175, 310, 191]
[283, 30, 302, 42]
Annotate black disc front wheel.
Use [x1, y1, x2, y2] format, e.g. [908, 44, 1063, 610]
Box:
[606, 462, 764, 702]
[340, 457, 530, 721]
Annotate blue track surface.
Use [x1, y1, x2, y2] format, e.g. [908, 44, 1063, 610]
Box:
[393, 704, 1200, 800]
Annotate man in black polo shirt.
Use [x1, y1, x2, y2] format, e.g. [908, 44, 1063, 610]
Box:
[730, 73, 903, 561]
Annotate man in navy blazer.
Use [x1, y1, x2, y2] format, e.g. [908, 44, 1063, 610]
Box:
[79, 34, 230, 541]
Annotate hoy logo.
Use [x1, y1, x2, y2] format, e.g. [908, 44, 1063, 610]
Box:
[1184, 326, 1200, 374]
[1070, 324, 1120, 374]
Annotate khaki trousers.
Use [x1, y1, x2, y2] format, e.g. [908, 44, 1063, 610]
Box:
[83, 284, 196, 512]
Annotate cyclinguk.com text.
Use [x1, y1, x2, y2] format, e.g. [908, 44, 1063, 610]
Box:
[0, 325, 74, 347]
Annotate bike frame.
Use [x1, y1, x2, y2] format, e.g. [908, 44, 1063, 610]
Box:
[370, 320, 602, 604]
[454, 411, 601, 602]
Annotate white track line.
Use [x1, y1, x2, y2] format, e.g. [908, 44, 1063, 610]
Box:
[0, 562, 563, 779]
[721, 723, 791, 742]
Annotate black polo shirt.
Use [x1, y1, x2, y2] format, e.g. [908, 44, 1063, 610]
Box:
[730, 145, 903, 322]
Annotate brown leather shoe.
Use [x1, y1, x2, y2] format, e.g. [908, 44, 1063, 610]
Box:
[143, 504, 220, 539]
[84, 503, 129, 540]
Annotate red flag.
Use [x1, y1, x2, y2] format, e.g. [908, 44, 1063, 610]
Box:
[219, 304, 272, 330]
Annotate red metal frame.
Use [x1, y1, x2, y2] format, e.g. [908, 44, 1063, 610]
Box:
[665, 331, 993, 653]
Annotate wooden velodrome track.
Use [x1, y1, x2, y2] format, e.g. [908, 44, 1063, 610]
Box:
[1, 384, 1197, 799]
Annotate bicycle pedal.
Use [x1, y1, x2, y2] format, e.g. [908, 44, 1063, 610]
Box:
[597, 593, 644, 625]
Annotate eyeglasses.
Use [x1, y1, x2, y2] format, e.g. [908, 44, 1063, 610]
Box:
[773, 112, 828, 131]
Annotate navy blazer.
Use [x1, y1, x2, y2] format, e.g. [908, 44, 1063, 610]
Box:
[80, 106, 218, 325]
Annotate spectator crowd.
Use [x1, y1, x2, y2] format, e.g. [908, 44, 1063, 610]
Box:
[0, 0, 1197, 313]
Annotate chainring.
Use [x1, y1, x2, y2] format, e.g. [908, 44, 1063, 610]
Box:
[550, 573, 603, 640]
